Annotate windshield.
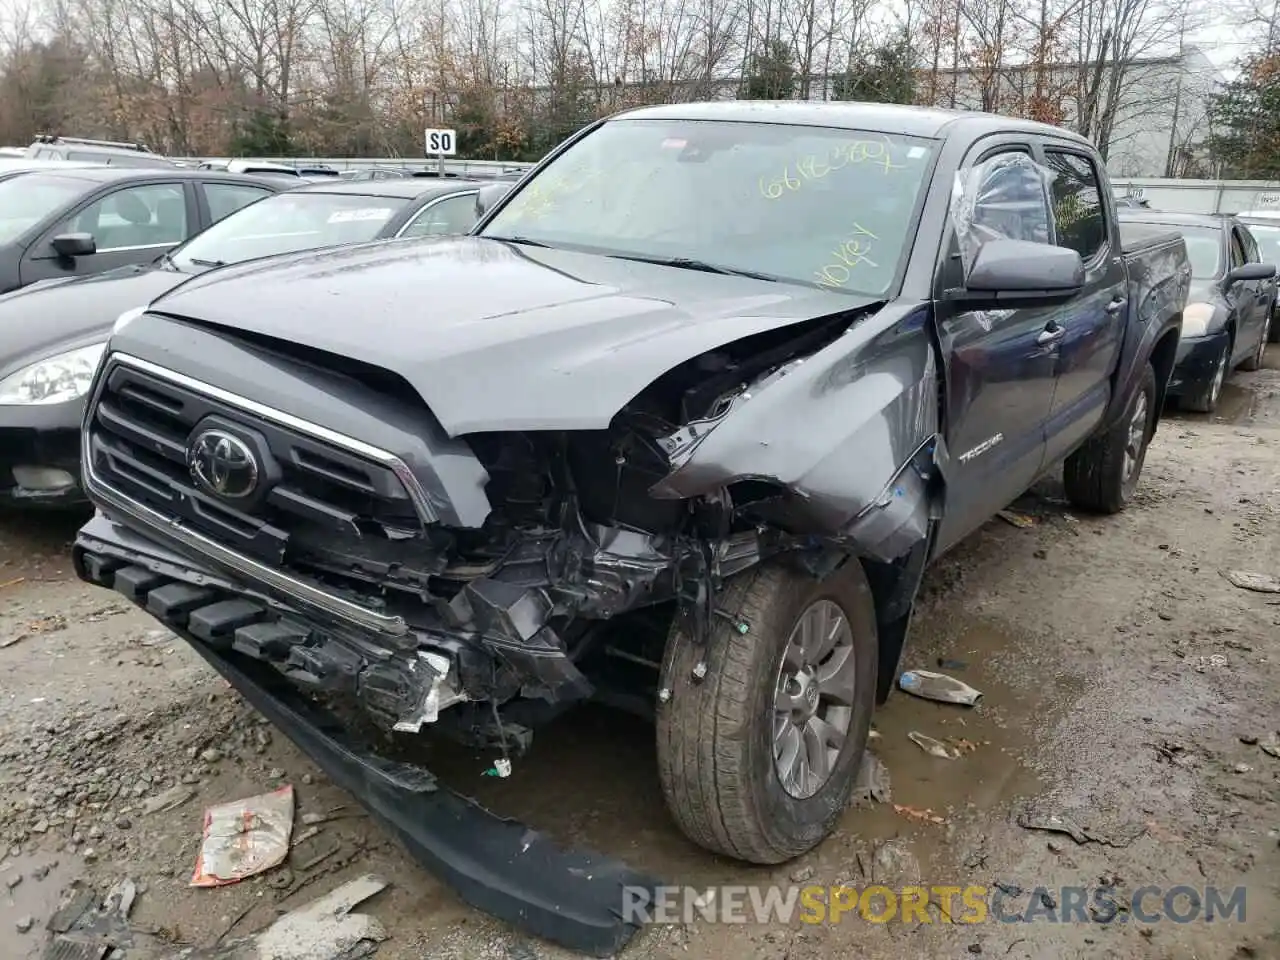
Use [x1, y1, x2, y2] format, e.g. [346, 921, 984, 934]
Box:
[0, 174, 87, 243]
[1246, 224, 1280, 267]
[169, 191, 411, 270]
[1177, 226, 1223, 279]
[481, 118, 937, 295]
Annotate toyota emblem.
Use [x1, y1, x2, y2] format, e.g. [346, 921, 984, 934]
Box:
[188, 429, 259, 499]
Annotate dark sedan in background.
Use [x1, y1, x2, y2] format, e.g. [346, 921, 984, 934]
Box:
[0, 176, 505, 507]
[1119, 210, 1276, 413]
[0, 166, 286, 294]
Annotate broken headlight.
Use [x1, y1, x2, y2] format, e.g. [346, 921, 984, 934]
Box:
[1180, 302, 1217, 339]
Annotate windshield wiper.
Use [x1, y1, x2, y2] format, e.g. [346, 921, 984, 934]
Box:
[187, 257, 227, 267]
[486, 235, 550, 248]
[607, 254, 778, 282]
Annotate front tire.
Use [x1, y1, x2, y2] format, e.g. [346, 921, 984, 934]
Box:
[1242, 314, 1270, 371]
[1063, 362, 1157, 514]
[656, 560, 878, 864]
[1179, 337, 1230, 413]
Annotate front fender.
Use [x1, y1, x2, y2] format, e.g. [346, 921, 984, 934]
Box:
[649, 302, 939, 557]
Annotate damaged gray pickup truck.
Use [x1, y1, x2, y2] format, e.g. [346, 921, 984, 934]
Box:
[72, 102, 1191, 953]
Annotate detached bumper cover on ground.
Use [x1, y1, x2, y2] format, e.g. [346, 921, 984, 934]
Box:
[73, 513, 661, 957]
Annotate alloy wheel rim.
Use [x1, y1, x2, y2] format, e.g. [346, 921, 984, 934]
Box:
[1209, 350, 1227, 406]
[1123, 391, 1149, 483]
[772, 599, 857, 800]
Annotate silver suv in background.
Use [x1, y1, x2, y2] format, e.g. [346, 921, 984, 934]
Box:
[28, 136, 175, 169]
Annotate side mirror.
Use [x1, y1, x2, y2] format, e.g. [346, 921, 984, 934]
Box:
[52, 232, 96, 258]
[950, 238, 1084, 308]
[475, 183, 513, 221]
[1225, 262, 1276, 284]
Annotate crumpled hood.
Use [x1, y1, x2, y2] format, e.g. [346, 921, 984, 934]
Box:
[0, 265, 186, 377]
[148, 236, 879, 435]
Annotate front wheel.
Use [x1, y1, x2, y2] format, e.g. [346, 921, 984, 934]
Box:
[1179, 338, 1230, 414]
[1242, 314, 1271, 371]
[1063, 362, 1157, 514]
[655, 560, 878, 864]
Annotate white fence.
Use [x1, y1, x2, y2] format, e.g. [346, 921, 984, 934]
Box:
[1111, 178, 1280, 215]
[179, 157, 536, 177]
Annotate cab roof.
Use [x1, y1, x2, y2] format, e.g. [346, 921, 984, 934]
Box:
[610, 100, 1093, 145]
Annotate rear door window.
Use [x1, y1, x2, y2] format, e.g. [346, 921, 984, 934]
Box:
[1237, 226, 1260, 263]
[1043, 149, 1108, 261]
[1230, 230, 1246, 269]
[204, 182, 274, 223]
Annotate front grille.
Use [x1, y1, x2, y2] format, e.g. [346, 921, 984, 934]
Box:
[85, 357, 431, 595]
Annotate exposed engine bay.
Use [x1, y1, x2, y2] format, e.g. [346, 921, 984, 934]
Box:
[272, 314, 866, 743]
[80, 302, 938, 760]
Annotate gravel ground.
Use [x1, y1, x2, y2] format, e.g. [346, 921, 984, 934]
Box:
[2, 355, 1278, 960]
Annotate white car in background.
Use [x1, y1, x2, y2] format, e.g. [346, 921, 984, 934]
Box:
[1237, 210, 1280, 341]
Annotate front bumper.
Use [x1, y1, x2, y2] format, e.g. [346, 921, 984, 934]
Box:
[72, 512, 660, 956]
[0, 396, 87, 507]
[1167, 330, 1229, 397]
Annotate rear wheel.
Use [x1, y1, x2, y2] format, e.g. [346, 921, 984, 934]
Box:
[1180, 338, 1230, 413]
[655, 560, 877, 864]
[1063, 362, 1157, 514]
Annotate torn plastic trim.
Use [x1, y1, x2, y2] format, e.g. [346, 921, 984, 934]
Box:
[843, 434, 942, 564]
[76, 513, 587, 727]
[657, 352, 813, 467]
[393, 652, 469, 733]
[951, 152, 1058, 277]
[73, 541, 660, 956]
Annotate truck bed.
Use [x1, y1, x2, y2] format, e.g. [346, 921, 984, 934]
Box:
[1118, 219, 1185, 257]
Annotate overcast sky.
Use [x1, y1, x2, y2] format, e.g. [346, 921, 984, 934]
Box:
[1197, 24, 1252, 79]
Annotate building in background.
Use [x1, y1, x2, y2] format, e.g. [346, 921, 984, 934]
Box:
[929, 46, 1224, 178]
[591, 46, 1223, 179]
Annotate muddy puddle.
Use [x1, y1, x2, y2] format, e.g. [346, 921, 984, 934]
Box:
[367, 613, 1075, 900]
[1203, 382, 1257, 424]
[1169, 344, 1280, 427]
[0, 852, 79, 959]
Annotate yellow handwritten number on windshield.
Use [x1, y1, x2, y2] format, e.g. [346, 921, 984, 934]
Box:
[760, 138, 904, 200]
[758, 168, 801, 200]
[816, 223, 880, 288]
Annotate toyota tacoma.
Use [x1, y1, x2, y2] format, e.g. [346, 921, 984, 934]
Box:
[72, 102, 1191, 954]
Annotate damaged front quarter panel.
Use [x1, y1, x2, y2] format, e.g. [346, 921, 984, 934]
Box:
[648, 301, 942, 563]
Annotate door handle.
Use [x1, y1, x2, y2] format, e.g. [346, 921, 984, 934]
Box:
[1037, 322, 1066, 346]
[1104, 296, 1125, 314]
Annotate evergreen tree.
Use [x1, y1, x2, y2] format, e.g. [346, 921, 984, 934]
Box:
[1205, 50, 1280, 179]
[832, 33, 916, 105]
[743, 40, 797, 100]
